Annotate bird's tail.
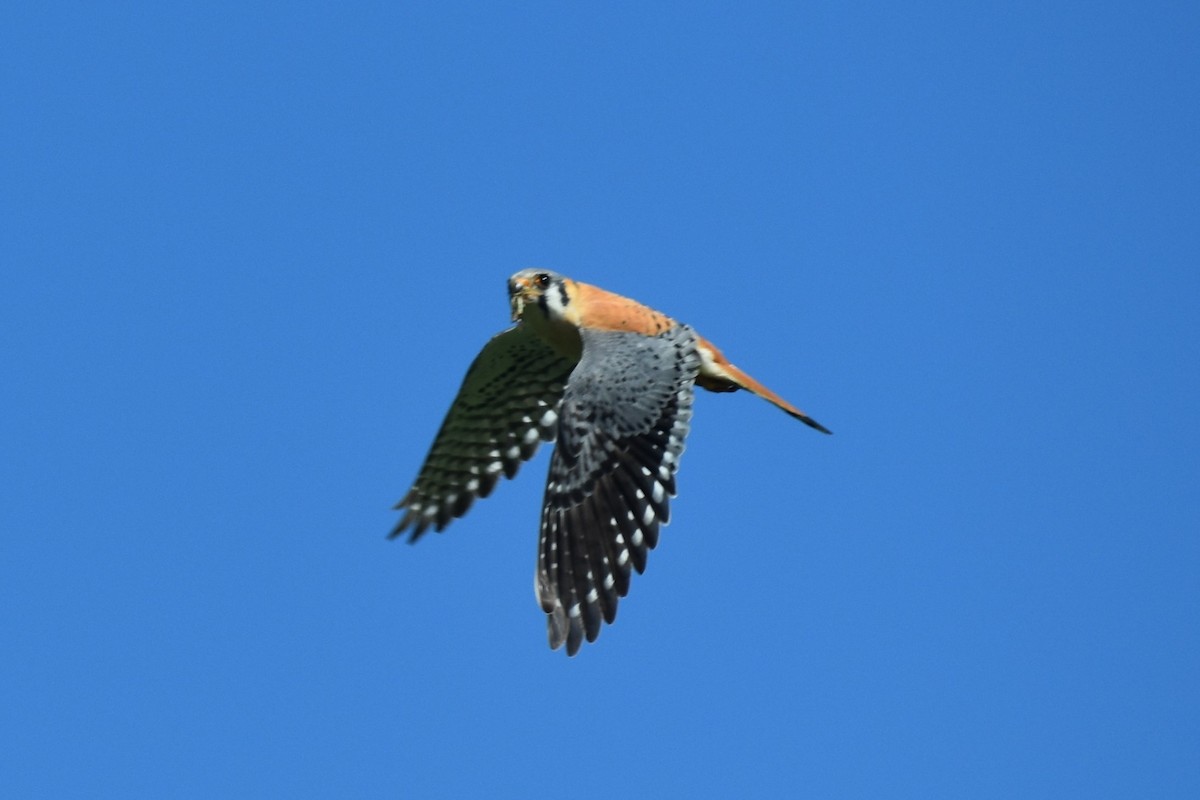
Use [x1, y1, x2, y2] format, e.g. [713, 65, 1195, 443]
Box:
[695, 338, 832, 434]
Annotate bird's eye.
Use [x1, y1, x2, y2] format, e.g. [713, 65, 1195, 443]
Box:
[536, 273, 551, 289]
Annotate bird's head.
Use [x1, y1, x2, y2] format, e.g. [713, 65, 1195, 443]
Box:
[508, 269, 572, 323]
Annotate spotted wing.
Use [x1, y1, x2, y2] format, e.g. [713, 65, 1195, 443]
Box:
[392, 325, 577, 541]
[536, 324, 700, 655]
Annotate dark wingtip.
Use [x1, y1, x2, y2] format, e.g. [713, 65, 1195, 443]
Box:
[404, 529, 430, 544]
[388, 510, 431, 543]
[387, 512, 408, 541]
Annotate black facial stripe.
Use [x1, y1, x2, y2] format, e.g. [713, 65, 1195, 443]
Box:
[555, 281, 570, 307]
[537, 292, 550, 316]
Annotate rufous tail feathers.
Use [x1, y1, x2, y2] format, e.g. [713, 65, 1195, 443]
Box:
[696, 339, 832, 434]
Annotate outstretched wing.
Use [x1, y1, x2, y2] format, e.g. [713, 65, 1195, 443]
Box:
[392, 325, 577, 541]
[536, 324, 700, 655]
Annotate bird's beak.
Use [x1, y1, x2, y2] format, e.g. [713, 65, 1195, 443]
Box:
[508, 279, 528, 322]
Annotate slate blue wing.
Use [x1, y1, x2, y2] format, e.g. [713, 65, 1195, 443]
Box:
[535, 324, 701, 655]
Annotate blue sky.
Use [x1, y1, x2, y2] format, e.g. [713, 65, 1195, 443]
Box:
[3, 2, 1197, 797]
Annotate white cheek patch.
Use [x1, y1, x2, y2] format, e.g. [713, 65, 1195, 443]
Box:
[541, 281, 569, 318]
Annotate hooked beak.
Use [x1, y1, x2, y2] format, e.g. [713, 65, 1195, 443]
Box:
[508, 278, 529, 322]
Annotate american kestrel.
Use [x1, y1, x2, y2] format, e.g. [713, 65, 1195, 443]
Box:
[392, 269, 830, 655]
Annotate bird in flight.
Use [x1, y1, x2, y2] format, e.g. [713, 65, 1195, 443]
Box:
[392, 269, 830, 655]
